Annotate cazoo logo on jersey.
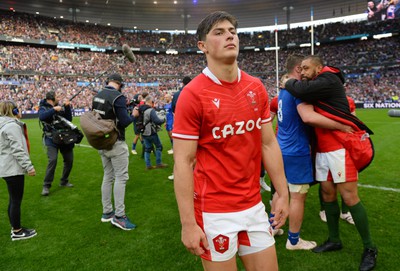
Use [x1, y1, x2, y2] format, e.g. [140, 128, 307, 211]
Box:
[212, 118, 262, 139]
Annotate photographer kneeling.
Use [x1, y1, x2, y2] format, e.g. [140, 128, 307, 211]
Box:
[39, 91, 75, 196]
[135, 96, 168, 170]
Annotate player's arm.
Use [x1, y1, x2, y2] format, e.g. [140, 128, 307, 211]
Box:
[173, 138, 209, 255]
[114, 96, 134, 128]
[297, 103, 354, 133]
[261, 122, 289, 229]
[284, 76, 334, 102]
[270, 112, 276, 121]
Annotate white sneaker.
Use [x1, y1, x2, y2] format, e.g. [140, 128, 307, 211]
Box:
[168, 174, 174, 181]
[319, 210, 327, 222]
[272, 228, 284, 236]
[286, 238, 317, 250]
[260, 178, 271, 192]
[340, 212, 355, 225]
[167, 149, 174, 154]
[131, 150, 137, 155]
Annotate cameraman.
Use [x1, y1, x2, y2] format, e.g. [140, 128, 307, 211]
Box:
[134, 95, 167, 170]
[39, 91, 74, 196]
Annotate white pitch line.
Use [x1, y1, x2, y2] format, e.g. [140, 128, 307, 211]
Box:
[358, 183, 400, 192]
[366, 121, 400, 124]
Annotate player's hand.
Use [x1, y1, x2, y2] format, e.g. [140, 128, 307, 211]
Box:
[181, 223, 209, 256]
[281, 76, 292, 88]
[338, 124, 354, 133]
[280, 74, 289, 88]
[270, 193, 289, 229]
[28, 168, 36, 176]
[54, 106, 63, 111]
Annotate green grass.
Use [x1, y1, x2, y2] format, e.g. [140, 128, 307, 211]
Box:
[0, 109, 399, 271]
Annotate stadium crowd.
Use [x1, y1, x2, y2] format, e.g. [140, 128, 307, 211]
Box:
[0, 9, 399, 111]
[1, 9, 400, 48]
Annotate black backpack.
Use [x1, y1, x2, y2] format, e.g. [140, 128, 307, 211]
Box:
[136, 107, 151, 134]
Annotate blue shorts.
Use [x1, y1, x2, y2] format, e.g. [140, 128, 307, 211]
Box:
[282, 154, 313, 184]
[132, 120, 140, 135]
[166, 121, 173, 132]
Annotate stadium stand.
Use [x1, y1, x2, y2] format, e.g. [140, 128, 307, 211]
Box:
[0, 9, 399, 111]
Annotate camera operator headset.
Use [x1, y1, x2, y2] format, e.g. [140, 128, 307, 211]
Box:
[10, 101, 21, 117]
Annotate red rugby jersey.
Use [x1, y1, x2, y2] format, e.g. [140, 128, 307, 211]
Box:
[270, 96, 278, 114]
[347, 96, 356, 114]
[173, 68, 271, 213]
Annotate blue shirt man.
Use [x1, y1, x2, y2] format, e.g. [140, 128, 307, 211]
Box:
[164, 94, 174, 154]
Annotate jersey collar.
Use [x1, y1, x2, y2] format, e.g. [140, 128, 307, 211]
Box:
[202, 67, 241, 85]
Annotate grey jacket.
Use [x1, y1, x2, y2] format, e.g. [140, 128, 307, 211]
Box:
[142, 108, 165, 136]
[0, 116, 34, 177]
